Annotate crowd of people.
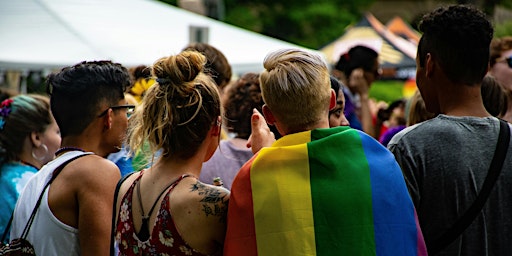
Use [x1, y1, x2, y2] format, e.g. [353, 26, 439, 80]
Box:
[1, 4, 512, 256]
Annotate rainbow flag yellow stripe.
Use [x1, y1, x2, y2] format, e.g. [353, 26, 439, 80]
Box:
[225, 126, 426, 256]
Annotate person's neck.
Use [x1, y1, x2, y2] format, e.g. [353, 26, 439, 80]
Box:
[501, 107, 512, 123]
[18, 156, 41, 169]
[148, 154, 203, 183]
[281, 119, 330, 136]
[439, 84, 490, 117]
[60, 137, 101, 156]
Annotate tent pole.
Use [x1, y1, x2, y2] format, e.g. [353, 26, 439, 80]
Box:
[20, 70, 28, 94]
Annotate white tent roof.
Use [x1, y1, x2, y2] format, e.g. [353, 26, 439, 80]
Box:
[0, 0, 319, 75]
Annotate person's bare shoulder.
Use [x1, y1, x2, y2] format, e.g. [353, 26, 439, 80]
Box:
[171, 178, 230, 251]
[63, 155, 121, 254]
[190, 181, 230, 220]
[172, 178, 230, 223]
[66, 154, 121, 195]
[117, 171, 140, 197]
[115, 170, 141, 215]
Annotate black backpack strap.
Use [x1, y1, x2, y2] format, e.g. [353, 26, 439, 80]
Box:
[110, 172, 136, 256]
[2, 152, 91, 244]
[429, 119, 510, 254]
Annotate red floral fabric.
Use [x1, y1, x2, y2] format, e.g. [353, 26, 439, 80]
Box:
[115, 172, 207, 256]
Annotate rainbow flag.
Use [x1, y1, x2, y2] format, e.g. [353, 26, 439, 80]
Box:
[224, 126, 426, 256]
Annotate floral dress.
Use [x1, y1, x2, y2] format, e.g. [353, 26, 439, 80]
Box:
[115, 171, 207, 256]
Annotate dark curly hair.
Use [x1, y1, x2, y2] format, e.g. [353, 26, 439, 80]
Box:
[224, 73, 263, 139]
[46, 60, 131, 137]
[417, 5, 493, 85]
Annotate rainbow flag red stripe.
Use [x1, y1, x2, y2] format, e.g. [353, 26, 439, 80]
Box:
[224, 126, 426, 256]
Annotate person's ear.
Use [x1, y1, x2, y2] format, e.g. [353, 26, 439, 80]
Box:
[101, 109, 113, 130]
[329, 89, 336, 110]
[30, 131, 42, 148]
[211, 116, 222, 136]
[425, 53, 434, 78]
[262, 105, 276, 125]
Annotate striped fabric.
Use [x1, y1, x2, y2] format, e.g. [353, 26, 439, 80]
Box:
[224, 126, 426, 256]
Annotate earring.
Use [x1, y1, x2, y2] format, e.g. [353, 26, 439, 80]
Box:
[32, 143, 48, 162]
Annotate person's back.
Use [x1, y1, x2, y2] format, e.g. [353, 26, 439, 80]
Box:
[387, 5, 511, 255]
[389, 116, 512, 255]
[225, 49, 426, 255]
[114, 51, 229, 255]
[11, 151, 89, 254]
[11, 60, 131, 255]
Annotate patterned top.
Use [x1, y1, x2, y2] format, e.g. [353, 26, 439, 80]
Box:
[115, 171, 207, 256]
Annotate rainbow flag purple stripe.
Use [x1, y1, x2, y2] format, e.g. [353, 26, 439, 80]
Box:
[225, 126, 426, 256]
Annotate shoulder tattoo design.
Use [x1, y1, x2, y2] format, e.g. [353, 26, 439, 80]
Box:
[190, 182, 228, 223]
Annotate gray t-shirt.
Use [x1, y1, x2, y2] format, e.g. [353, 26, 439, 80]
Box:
[388, 115, 512, 255]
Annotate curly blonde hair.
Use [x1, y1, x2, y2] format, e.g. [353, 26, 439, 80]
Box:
[127, 51, 221, 159]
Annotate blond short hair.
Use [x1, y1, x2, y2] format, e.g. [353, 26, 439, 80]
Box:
[260, 49, 330, 132]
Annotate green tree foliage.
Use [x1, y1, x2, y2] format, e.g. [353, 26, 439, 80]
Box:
[222, 0, 373, 49]
[159, 0, 375, 49]
[159, 0, 178, 5]
[495, 20, 512, 38]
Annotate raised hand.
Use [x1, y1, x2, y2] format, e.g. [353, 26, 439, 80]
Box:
[246, 108, 275, 154]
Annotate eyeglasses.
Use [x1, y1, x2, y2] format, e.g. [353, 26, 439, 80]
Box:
[497, 56, 512, 68]
[97, 105, 135, 118]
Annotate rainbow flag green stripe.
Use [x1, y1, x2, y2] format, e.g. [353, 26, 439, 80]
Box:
[225, 126, 426, 256]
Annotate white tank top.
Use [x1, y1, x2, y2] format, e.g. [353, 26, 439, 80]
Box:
[10, 151, 91, 255]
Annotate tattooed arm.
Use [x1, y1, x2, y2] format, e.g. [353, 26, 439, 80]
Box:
[190, 182, 229, 224]
[169, 178, 230, 255]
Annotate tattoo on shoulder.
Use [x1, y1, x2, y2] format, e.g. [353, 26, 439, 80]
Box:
[190, 182, 228, 223]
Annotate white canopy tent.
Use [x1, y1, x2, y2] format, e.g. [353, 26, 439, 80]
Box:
[0, 0, 319, 77]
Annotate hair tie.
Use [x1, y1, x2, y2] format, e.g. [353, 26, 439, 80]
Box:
[343, 53, 350, 61]
[0, 99, 14, 130]
[156, 78, 171, 85]
[177, 88, 203, 126]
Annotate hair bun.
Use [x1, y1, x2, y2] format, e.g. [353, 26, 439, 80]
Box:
[152, 51, 207, 88]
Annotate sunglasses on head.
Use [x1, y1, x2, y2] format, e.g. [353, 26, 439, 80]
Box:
[498, 56, 512, 68]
